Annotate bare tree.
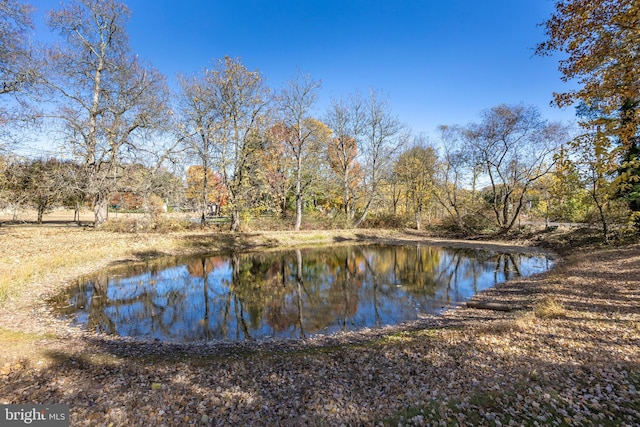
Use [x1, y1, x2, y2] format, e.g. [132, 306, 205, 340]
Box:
[3, 158, 69, 223]
[58, 160, 87, 225]
[354, 89, 408, 227]
[0, 0, 35, 98]
[43, 0, 170, 226]
[176, 70, 219, 224]
[0, 0, 38, 147]
[1, 155, 30, 219]
[126, 135, 184, 220]
[324, 93, 365, 220]
[177, 57, 269, 230]
[434, 124, 484, 232]
[277, 72, 328, 230]
[466, 104, 567, 234]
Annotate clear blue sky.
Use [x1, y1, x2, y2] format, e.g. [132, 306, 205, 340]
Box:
[29, 0, 576, 138]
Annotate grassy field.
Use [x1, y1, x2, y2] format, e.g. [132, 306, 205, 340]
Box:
[1, 207, 111, 224]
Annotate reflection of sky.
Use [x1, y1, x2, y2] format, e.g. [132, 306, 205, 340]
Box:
[432, 251, 550, 303]
[65, 246, 553, 342]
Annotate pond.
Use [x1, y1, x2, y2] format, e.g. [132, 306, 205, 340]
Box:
[51, 244, 553, 342]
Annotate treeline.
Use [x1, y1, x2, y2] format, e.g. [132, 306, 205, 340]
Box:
[1, 0, 638, 239]
[0, 157, 182, 223]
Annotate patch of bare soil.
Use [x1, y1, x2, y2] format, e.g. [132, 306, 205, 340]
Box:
[0, 225, 638, 426]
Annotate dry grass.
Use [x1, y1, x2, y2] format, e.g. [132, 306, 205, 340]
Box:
[534, 296, 567, 319]
[0, 226, 175, 304]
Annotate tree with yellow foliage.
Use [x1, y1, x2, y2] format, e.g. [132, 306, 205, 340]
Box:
[393, 138, 438, 230]
[537, 0, 640, 228]
[185, 165, 227, 218]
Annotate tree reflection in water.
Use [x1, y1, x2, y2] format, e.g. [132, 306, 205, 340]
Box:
[52, 244, 552, 342]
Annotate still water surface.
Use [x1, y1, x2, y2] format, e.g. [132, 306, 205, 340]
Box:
[52, 244, 552, 342]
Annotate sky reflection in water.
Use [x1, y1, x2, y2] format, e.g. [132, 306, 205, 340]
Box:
[54, 244, 553, 342]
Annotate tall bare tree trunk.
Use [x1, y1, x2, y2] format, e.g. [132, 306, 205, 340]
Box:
[343, 170, 350, 218]
[294, 158, 303, 231]
[94, 192, 108, 226]
[231, 207, 240, 232]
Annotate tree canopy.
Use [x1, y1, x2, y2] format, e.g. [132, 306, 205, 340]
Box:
[537, 0, 640, 226]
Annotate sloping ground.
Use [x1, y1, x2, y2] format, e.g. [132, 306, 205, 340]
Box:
[0, 226, 638, 426]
